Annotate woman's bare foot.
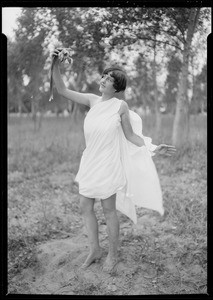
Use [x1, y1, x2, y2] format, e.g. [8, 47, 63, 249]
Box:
[102, 255, 118, 273]
[80, 248, 103, 269]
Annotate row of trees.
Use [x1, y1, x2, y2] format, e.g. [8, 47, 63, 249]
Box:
[7, 7, 210, 146]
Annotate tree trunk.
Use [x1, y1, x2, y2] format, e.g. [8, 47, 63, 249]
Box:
[32, 101, 37, 131]
[71, 70, 83, 121]
[153, 39, 161, 142]
[172, 8, 200, 147]
[67, 101, 73, 114]
[31, 94, 42, 131]
[17, 86, 22, 116]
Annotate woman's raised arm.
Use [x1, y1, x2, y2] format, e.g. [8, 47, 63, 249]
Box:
[52, 50, 97, 107]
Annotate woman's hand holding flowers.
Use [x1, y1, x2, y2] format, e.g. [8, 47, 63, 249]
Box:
[52, 48, 74, 65]
[49, 47, 74, 101]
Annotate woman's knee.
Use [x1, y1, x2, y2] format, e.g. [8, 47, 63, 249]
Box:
[102, 206, 117, 219]
[101, 194, 117, 218]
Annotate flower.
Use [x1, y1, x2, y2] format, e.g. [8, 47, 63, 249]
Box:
[49, 47, 74, 101]
[58, 48, 74, 64]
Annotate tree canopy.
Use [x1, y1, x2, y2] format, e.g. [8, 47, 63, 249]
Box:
[7, 7, 210, 144]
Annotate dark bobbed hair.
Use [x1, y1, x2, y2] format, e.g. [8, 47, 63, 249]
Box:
[102, 66, 127, 93]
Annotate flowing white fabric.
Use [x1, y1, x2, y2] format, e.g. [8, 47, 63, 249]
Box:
[75, 97, 164, 224]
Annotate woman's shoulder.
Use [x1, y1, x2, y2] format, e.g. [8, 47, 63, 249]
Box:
[120, 99, 128, 107]
[85, 94, 101, 108]
[117, 99, 129, 116]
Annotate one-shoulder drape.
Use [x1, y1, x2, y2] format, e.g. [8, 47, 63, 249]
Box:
[75, 98, 164, 224]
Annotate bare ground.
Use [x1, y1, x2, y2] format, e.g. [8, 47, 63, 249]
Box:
[8, 157, 207, 295]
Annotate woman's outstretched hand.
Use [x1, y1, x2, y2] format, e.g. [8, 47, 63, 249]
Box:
[154, 144, 176, 156]
[52, 48, 73, 64]
[49, 48, 74, 102]
[52, 48, 62, 57]
[51, 48, 62, 65]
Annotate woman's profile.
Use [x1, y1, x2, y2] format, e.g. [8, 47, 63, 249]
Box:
[51, 48, 176, 273]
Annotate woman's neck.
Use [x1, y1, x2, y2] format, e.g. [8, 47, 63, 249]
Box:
[101, 93, 115, 102]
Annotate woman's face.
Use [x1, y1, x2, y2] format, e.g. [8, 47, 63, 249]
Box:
[99, 72, 116, 94]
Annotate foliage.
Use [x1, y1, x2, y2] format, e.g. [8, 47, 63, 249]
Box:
[7, 40, 25, 112]
[8, 8, 54, 113]
[7, 7, 210, 111]
[50, 8, 107, 71]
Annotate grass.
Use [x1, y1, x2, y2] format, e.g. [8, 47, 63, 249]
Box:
[7, 113, 207, 294]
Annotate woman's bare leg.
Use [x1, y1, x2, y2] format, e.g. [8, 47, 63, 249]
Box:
[79, 195, 102, 268]
[101, 193, 119, 272]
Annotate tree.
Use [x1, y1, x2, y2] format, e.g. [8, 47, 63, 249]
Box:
[99, 7, 208, 145]
[130, 53, 154, 111]
[190, 63, 207, 114]
[97, 7, 185, 138]
[47, 7, 114, 118]
[164, 54, 182, 114]
[7, 39, 24, 113]
[152, 31, 162, 140]
[8, 8, 53, 127]
[171, 8, 201, 147]
[8, 6, 209, 134]
[188, 20, 208, 115]
[98, 8, 167, 136]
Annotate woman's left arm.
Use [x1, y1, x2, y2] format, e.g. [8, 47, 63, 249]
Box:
[119, 101, 176, 155]
[119, 101, 145, 147]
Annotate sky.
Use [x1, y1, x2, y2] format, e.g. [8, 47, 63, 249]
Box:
[2, 7, 22, 39]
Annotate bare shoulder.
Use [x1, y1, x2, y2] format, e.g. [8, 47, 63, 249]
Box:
[86, 94, 101, 108]
[118, 100, 129, 116]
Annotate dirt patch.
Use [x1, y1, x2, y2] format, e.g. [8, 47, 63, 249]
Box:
[9, 223, 159, 295]
[9, 210, 206, 295]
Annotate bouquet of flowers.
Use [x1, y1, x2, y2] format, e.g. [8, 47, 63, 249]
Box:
[49, 48, 74, 102]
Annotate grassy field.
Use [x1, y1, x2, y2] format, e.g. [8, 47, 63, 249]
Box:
[7, 113, 207, 295]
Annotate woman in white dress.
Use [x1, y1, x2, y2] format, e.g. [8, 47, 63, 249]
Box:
[52, 49, 176, 272]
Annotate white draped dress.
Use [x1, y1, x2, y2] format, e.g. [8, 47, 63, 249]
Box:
[75, 97, 164, 224]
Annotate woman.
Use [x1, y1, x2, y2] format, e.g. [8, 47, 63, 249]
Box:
[52, 49, 176, 273]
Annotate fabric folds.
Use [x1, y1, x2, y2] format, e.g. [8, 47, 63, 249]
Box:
[75, 98, 164, 224]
